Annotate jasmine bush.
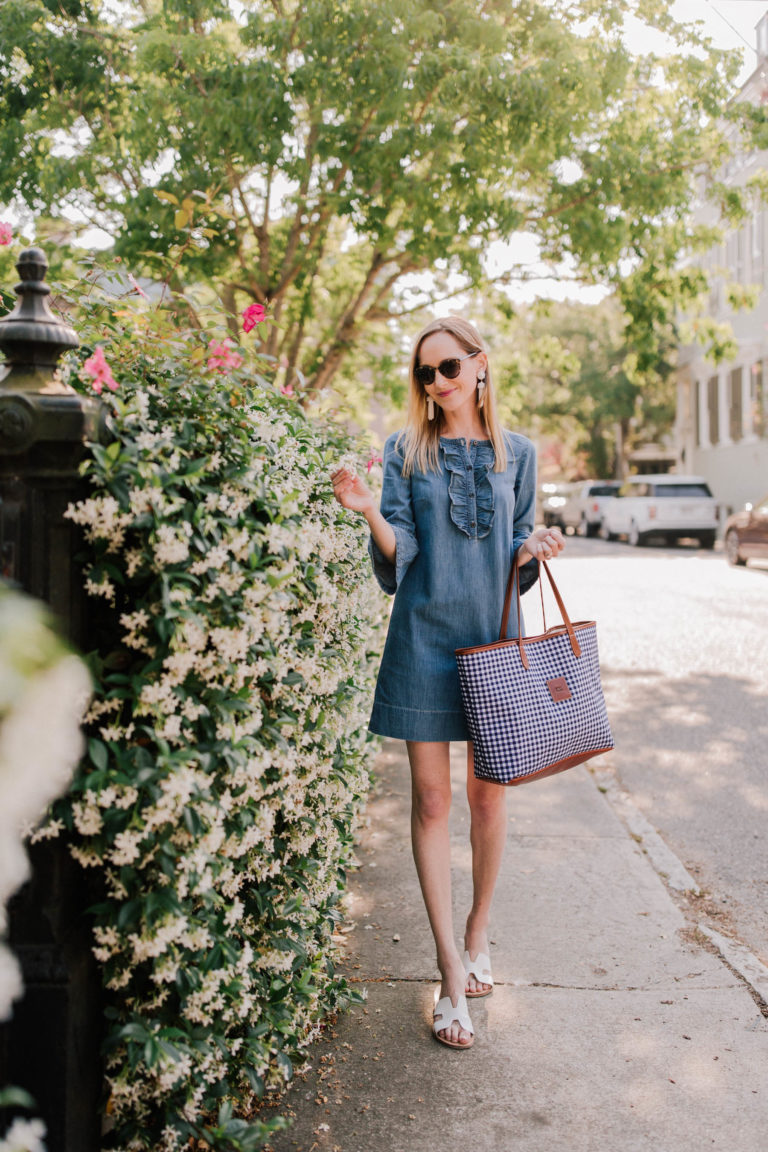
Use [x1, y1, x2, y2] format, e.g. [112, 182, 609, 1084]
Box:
[48, 304, 384, 1151]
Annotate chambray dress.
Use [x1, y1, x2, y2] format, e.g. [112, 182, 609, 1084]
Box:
[369, 430, 540, 742]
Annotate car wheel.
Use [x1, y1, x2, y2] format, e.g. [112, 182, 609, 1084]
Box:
[697, 531, 716, 550]
[725, 529, 746, 566]
[628, 521, 644, 547]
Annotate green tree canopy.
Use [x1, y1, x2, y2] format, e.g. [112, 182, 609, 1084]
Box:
[503, 295, 676, 478]
[0, 0, 748, 394]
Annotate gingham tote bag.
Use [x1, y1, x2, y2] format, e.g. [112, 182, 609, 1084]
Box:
[455, 557, 613, 786]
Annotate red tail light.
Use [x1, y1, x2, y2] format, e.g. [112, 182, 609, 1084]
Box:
[648, 505, 657, 519]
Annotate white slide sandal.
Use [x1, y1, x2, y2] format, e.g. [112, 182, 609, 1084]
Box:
[433, 994, 474, 1050]
[463, 949, 494, 998]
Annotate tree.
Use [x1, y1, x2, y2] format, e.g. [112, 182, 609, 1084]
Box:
[0, 0, 748, 395]
[510, 296, 676, 478]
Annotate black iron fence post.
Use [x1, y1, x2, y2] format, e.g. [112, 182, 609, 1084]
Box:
[0, 248, 107, 1152]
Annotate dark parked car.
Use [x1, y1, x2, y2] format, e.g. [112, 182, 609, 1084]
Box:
[724, 494, 768, 566]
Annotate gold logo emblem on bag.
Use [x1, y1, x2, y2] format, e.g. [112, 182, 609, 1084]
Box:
[547, 676, 571, 702]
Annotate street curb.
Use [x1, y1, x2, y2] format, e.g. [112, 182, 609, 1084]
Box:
[594, 769, 768, 1010]
[698, 924, 768, 1008]
[593, 769, 701, 894]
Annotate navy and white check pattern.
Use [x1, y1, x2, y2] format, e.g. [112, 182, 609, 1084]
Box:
[456, 625, 613, 784]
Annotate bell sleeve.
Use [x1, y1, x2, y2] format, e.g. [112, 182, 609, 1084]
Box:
[511, 436, 540, 596]
[368, 435, 419, 596]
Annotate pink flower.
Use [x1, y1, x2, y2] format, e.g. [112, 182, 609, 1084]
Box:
[0, 222, 12, 246]
[207, 338, 244, 373]
[242, 303, 266, 332]
[127, 272, 150, 301]
[82, 346, 118, 394]
[366, 454, 383, 473]
[280, 382, 294, 397]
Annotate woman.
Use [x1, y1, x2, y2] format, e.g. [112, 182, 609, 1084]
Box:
[331, 317, 564, 1050]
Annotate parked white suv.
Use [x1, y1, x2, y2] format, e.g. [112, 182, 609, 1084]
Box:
[568, 480, 621, 537]
[540, 480, 620, 535]
[600, 475, 718, 548]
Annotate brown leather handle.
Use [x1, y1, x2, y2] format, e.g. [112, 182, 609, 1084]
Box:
[499, 552, 582, 670]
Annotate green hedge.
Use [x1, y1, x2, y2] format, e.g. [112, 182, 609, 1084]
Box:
[53, 305, 384, 1151]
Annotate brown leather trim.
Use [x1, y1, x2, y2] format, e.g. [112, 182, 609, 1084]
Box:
[502, 556, 582, 667]
[546, 676, 571, 702]
[476, 746, 613, 788]
[456, 620, 595, 657]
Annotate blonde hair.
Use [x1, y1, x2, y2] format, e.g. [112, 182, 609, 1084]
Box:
[397, 316, 508, 476]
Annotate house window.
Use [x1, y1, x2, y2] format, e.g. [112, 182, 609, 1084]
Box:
[709, 276, 721, 312]
[707, 375, 719, 445]
[729, 367, 743, 441]
[752, 209, 765, 285]
[726, 230, 745, 282]
[758, 13, 768, 59]
[753, 361, 766, 438]
[737, 227, 745, 282]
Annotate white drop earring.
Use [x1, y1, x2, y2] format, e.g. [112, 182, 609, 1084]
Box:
[477, 369, 486, 409]
[427, 396, 435, 421]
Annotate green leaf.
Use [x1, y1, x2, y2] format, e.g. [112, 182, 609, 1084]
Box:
[0, 1086, 36, 1110]
[88, 737, 108, 772]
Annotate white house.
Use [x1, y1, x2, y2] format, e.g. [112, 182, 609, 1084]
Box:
[675, 11, 768, 514]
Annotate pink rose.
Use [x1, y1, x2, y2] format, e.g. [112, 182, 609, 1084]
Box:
[280, 382, 294, 397]
[242, 303, 266, 332]
[82, 346, 118, 394]
[0, 222, 12, 246]
[207, 338, 244, 373]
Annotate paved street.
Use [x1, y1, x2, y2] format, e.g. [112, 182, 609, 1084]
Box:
[553, 535, 768, 965]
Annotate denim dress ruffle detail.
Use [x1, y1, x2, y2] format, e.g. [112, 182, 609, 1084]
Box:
[368, 430, 540, 742]
[440, 438, 496, 539]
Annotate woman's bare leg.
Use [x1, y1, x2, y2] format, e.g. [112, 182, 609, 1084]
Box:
[464, 742, 508, 994]
[406, 739, 471, 1047]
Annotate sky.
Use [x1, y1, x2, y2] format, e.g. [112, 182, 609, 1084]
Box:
[655, 0, 768, 86]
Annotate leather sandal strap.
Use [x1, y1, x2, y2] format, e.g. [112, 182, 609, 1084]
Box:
[433, 995, 474, 1035]
[463, 950, 493, 985]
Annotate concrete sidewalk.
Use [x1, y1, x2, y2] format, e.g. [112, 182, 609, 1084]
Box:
[265, 741, 768, 1152]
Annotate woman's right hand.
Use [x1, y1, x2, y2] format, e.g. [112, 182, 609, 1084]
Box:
[331, 467, 375, 515]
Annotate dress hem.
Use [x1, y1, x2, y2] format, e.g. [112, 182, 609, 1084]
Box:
[369, 703, 470, 743]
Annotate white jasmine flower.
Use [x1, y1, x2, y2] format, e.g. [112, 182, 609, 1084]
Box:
[72, 798, 103, 836]
[124, 548, 145, 577]
[110, 829, 142, 866]
[0, 1116, 47, 1152]
[85, 573, 116, 604]
[153, 524, 190, 567]
[189, 543, 229, 573]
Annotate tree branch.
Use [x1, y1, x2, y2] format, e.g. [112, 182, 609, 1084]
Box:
[274, 105, 379, 298]
[308, 251, 388, 392]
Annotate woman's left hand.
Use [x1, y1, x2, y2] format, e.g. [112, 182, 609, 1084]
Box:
[520, 526, 565, 563]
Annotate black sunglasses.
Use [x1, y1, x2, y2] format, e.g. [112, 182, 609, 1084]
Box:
[414, 351, 479, 388]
